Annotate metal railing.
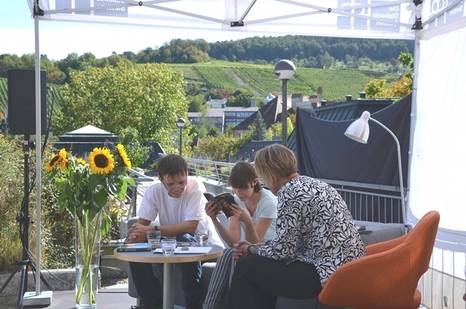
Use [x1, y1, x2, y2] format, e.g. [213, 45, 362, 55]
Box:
[186, 158, 235, 186]
[419, 238, 466, 309]
[185, 158, 404, 224]
[322, 178, 404, 224]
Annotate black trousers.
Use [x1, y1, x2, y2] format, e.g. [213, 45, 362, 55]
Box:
[129, 233, 203, 309]
[227, 255, 322, 309]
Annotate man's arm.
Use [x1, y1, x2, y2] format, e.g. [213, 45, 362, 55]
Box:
[127, 218, 199, 241]
[126, 218, 152, 243]
[159, 220, 199, 237]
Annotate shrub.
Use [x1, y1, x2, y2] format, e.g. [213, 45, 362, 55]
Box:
[41, 182, 75, 269]
[0, 135, 25, 271]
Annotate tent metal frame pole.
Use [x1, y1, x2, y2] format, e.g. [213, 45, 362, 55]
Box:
[238, 0, 258, 23]
[406, 31, 421, 225]
[34, 11, 42, 297]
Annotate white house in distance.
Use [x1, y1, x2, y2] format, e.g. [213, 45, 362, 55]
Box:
[188, 98, 258, 133]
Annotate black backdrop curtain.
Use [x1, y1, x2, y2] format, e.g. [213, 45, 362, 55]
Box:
[296, 94, 411, 187]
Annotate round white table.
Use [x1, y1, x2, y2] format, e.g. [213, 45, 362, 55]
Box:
[114, 246, 223, 309]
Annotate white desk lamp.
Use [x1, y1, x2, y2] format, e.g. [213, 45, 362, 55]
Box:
[344, 111, 406, 228]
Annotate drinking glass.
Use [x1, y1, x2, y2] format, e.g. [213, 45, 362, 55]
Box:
[147, 230, 161, 250]
[195, 231, 209, 246]
[161, 238, 177, 256]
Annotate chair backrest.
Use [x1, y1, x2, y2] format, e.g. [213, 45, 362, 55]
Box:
[318, 211, 440, 309]
[404, 211, 440, 278]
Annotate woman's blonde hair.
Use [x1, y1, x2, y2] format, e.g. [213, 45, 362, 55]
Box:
[254, 144, 297, 181]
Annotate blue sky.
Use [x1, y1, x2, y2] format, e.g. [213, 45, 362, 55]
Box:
[0, 1, 248, 60]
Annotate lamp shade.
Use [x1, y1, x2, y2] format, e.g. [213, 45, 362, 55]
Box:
[176, 117, 186, 129]
[344, 111, 371, 144]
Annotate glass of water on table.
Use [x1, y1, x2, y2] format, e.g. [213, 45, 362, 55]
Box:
[161, 237, 177, 256]
[147, 229, 161, 250]
[195, 230, 210, 246]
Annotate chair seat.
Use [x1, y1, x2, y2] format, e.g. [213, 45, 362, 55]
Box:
[318, 211, 440, 309]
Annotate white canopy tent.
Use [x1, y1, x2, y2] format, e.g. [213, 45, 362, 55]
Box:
[26, 0, 466, 307]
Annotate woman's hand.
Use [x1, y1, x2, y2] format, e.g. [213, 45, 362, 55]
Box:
[230, 204, 252, 224]
[126, 223, 151, 243]
[232, 240, 252, 260]
[205, 201, 219, 219]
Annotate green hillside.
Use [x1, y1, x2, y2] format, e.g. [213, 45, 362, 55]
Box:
[1, 62, 395, 119]
[0, 78, 7, 113]
[171, 61, 394, 101]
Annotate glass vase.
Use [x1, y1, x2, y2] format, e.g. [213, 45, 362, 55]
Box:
[75, 212, 101, 309]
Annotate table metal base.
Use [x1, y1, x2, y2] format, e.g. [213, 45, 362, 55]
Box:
[163, 263, 175, 309]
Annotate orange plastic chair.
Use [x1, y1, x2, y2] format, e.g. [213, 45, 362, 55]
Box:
[318, 211, 440, 309]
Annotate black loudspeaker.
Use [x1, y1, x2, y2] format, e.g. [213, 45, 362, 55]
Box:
[7, 69, 47, 135]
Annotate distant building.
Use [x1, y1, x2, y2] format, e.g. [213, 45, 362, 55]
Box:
[223, 107, 258, 130]
[188, 106, 258, 133]
[207, 98, 227, 109]
[188, 109, 224, 132]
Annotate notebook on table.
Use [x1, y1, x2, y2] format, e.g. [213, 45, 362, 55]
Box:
[117, 243, 151, 252]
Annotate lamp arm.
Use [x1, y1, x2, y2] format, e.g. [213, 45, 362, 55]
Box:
[369, 117, 406, 227]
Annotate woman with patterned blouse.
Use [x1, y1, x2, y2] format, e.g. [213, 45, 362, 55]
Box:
[227, 144, 365, 309]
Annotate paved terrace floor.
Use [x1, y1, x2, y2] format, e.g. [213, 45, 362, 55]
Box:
[0, 283, 138, 309]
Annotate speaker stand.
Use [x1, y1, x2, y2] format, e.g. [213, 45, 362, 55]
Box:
[0, 136, 52, 308]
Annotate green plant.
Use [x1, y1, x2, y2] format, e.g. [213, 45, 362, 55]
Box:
[53, 63, 188, 152]
[41, 183, 75, 269]
[118, 127, 150, 168]
[193, 129, 253, 161]
[0, 135, 24, 271]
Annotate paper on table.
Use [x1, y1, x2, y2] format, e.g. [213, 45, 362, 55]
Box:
[153, 246, 212, 254]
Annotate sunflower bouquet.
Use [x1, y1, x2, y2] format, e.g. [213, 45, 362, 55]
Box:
[45, 144, 134, 307]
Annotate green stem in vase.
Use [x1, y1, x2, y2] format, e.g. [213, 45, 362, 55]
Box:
[75, 213, 100, 305]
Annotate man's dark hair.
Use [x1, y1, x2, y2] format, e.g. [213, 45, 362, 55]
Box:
[157, 154, 188, 177]
[229, 162, 261, 192]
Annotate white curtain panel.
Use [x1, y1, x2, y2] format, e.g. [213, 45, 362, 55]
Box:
[410, 20, 466, 279]
[410, 22, 466, 231]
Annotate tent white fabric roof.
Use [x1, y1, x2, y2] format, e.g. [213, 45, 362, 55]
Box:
[28, 1, 466, 41]
[30, 0, 424, 39]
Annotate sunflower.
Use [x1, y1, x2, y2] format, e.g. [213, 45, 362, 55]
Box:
[116, 144, 132, 169]
[59, 148, 67, 161]
[57, 148, 68, 171]
[89, 147, 115, 174]
[76, 158, 87, 166]
[45, 153, 60, 172]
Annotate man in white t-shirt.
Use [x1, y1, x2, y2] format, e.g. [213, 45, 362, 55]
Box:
[127, 154, 223, 309]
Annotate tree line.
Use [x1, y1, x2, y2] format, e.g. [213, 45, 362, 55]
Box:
[0, 35, 413, 84]
[209, 35, 413, 66]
